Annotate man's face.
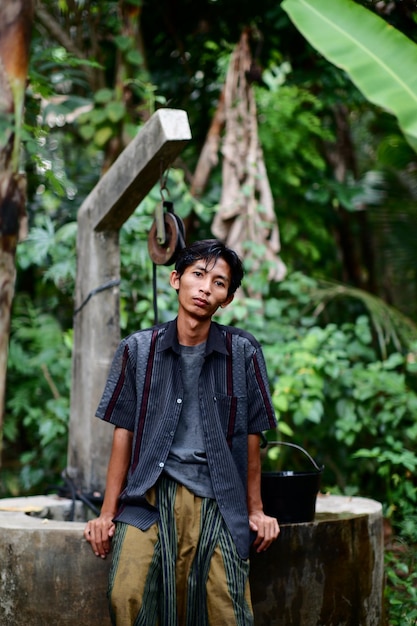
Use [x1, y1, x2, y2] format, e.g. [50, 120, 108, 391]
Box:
[170, 257, 234, 320]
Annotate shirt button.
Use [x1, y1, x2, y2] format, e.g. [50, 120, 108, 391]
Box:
[159, 462, 164, 468]
[170, 431, 175, 436]
[176, 398, 182, 404]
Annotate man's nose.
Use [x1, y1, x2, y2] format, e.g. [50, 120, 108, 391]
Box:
[199, 278, 211, 294]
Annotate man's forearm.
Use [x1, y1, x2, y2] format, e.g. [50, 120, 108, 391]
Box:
[247, 433, 263, 514]
[247, 432, 280, 552]
[101, 426, 133, 515]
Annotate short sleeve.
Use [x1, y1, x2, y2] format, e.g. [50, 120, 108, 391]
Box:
[95, 339, 137, 431]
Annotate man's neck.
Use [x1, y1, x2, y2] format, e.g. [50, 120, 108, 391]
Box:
[176, 314, 211, 346]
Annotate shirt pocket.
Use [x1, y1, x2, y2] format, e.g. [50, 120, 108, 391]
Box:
[212, 392, 248, 434]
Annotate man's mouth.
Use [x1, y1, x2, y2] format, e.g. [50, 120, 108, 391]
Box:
[193, 297, 209, 306]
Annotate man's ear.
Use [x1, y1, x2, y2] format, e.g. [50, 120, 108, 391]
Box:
[220, 294, 234, 309]
[169, 270, 180, 291]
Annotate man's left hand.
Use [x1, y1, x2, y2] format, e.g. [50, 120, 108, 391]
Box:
[249, 511, 280, 553]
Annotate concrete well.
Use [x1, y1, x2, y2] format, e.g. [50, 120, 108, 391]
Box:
[0, 494, 384, 626]
[251, 494, 384, 626]
[0, 496, 111, 626]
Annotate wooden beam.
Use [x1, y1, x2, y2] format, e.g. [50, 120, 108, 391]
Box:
[79, 108, 191, 232]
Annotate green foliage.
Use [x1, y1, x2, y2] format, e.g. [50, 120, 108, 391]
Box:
[77, 86, 136, 147]
[255, 72, 339, 275]
[257, 76, 331, 187]
[18, 215, 77, 294]
[309, 280, 417, 357]
[73, 28, 166, 148]
[2, 295, 72, 496]
[385, 542, 417, 626]
[29, 45, 97, 98]
[282, 0, 417, 153]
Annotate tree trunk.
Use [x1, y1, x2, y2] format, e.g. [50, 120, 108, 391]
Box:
[325, 104, 377, 292]
[0, 0, 33, 462]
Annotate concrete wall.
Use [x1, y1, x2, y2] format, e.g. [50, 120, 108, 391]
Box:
[0, 494, 384, 625]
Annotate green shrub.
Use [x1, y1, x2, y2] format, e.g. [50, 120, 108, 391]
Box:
[2, 294, 72, 496]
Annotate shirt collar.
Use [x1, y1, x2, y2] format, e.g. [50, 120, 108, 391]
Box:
[158, 318, 229, 356]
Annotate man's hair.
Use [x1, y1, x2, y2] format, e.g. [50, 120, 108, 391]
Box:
[174, 239, 244, 296]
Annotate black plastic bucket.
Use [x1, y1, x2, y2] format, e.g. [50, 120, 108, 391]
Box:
[261, 441, 323, 524]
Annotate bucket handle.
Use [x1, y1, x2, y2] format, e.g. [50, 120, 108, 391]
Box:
[260, 437, 322, 472]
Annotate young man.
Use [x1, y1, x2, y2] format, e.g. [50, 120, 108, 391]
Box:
[85, 239, 280, 625]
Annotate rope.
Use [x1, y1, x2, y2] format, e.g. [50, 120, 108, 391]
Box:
[73, 279, 121, 316]
[153, 262, 158, 325]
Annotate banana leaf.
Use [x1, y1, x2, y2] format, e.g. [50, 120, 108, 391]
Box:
[282, 0, 417, 154]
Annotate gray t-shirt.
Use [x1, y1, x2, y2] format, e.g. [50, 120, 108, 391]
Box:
[163, 342, 214, 498]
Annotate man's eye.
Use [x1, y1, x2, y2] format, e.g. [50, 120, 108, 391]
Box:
[216, 281, 225, 287]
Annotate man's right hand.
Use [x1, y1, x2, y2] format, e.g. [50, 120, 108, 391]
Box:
[84, 512, 115, 559]
[83, 426, 132, 559]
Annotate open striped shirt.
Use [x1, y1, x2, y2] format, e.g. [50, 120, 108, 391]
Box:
[96, 318, 277, 559]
